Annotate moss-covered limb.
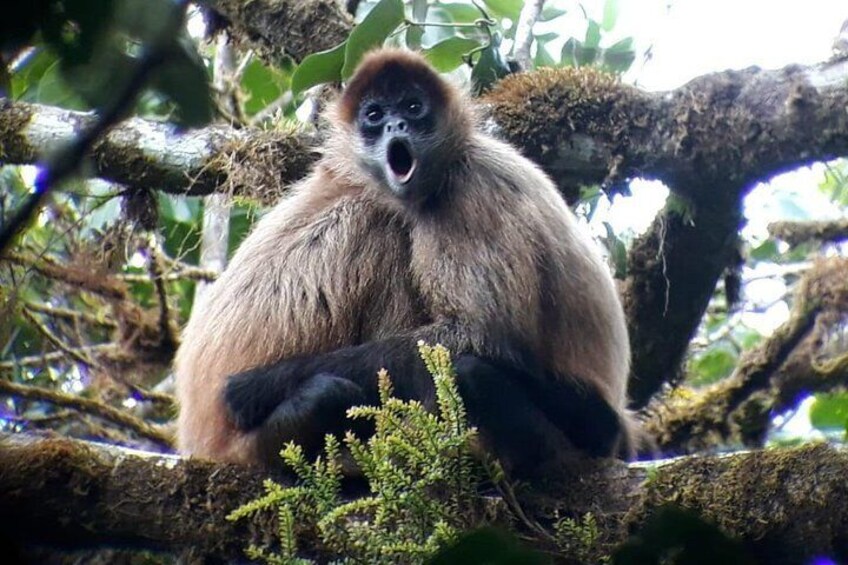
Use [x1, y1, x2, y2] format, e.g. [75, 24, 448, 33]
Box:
[624, 199, 743, 408]
[0, 434, 271, 561]
[202, 0, 353, 63]
[644, 258, 848, 453]
[0, 99, 318, 202]
[2, 435, 846, 564]
[632, 443, 848, 565]
[769, 219, 848, 246]
[484, 57, 848, 202]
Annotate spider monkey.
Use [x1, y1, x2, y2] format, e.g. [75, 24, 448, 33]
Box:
[175, 49, 636, 477]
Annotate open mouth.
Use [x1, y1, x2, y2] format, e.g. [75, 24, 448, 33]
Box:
[387, 139, 416, 184]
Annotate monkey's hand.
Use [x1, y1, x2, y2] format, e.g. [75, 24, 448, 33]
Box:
[224, 361, 304, 430]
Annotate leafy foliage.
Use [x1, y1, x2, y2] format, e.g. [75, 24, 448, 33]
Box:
[4, 0, 211, 126]
[227, 343, 497, 564]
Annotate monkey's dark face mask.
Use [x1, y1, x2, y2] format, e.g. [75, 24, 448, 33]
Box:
[356, 89, 442, 203]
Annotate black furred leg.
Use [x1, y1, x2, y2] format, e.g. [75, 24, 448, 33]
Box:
[451, 355, 567, 477]
[255, 373, 367, 466]
[522, 373, 623, 458]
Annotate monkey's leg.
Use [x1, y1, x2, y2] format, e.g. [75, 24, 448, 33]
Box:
[521, 375, 625, 458]
[252, 373, 367, 466]
[449, 355, 576, 476]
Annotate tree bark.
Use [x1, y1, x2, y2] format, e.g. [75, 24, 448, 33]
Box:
[1, 434, 846, 564]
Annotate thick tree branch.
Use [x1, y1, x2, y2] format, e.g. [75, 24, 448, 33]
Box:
[1, 435, 846, 564]
[4, 59, 847, 202]
[0, 98, 319, 202]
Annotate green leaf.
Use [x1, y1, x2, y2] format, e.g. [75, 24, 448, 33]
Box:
[342, 0, 405, 79]
[602, 0, 620, 31]
[607, 37, 634, 53]
[10, 49, 56, 101]
[689, 345, 737, 386]
[423, 37, 480, 72]
[560, 37, 578, 67]
[406, 0, 429, 49]
[150, 36, 213, 128]
[534, 32, 559, 43]
[470, 35, 511, 94]
[585, 19, 602, 49]
[534, 44, 556, 68]
[749, 239, 780, 261]
[602, 38, 636, 73]
[539, 6, 568, 22]
[561, 38, 599, 68]
[35, 59, 88, 109]
[810, 392, 848, 431]
[158, 194, 202, 265]
[438, 2, 481, 23]
[241, 58, 291, 116]
[291, 42, 346, 96]
[482, 0, 523, 21]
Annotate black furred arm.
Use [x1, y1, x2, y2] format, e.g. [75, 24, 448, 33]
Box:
[223, 320, 534, 430]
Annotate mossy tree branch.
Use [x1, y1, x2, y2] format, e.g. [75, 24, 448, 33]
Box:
[644, 258, 848, 454]
[200, 0, 353, 63]
[0, 434, 846, 564]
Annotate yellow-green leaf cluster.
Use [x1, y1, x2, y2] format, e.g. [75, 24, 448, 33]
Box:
[228, 343, 492, 564]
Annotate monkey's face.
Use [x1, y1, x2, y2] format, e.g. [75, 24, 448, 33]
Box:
[354, 86, 445, 203]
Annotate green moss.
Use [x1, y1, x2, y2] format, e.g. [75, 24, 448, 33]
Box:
[0, 101, 35, 162]
[631, 443, 848, 562]
[484, 66, 652, 163]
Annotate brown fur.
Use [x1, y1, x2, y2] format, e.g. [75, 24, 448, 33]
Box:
[175, 49, 634, 464]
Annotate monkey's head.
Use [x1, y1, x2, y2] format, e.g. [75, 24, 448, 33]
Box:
[336, 49, 470, 205]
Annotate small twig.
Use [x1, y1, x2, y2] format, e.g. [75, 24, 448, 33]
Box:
[232, 48, 254, 84]
[117, 268, 218, 284]
[128, 384, 176, 407]
[3, 252, 128, 300]
[0, 379, 173, 448]
[0, 344, 118, 372]
[249, 91, 294, 126]
[20, 309, 98, 368]
[512, 0, 547, 70]
[145, 237, 177, 351]
[24, 301, 117, 329]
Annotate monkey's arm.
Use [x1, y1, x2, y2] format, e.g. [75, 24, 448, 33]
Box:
[225, 323, 623, 458]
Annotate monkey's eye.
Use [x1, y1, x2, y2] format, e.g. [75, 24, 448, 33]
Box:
[365, 106, 384, 124]
[406, 99, 423, 116]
